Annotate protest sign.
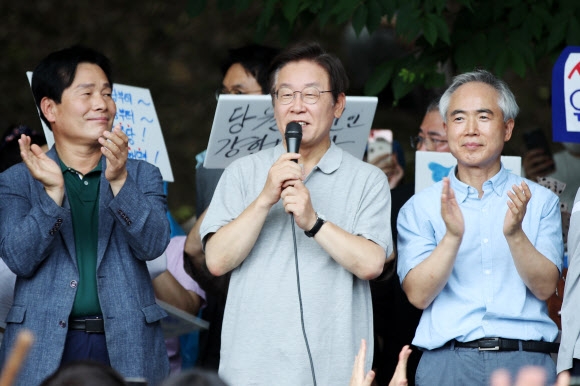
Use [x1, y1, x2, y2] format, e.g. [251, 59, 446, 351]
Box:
[414, 151, 522, 193]
[204, 95, 378, 168]
[552, 46, 580, 143]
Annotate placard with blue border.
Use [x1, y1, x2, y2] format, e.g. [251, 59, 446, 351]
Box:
[552, 46, 580, 143]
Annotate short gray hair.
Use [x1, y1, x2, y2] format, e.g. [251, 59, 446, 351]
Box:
[439, 69, 519, 123]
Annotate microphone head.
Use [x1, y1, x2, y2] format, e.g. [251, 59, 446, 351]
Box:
[284, 122, 302, 155]
[285, 122, 302, 140]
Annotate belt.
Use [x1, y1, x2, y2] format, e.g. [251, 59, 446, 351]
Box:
[68, 317, 105, 333]
[449, 338, 559, 353]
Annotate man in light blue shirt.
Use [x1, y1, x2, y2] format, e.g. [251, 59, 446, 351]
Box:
[397, 69, 563, 386]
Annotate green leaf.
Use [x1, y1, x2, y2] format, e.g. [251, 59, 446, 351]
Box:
[509, 48, 526, 77]
[352, 5, 368, 36]
[567, 16, 580, 46]
[364, 60, 395, 96]
[493, 50, 510, 77]
[186, 0, 207, 17]
[235, 0, 253, 12]
[282, 0, 301, 24]
[377, 0, 397, 16]
[392, 70, 416, 101]
[433, 15, 450, 45]
[423, 14, 438, 46]
[366, 0, 383, 33]
[507, 2, 527, 28]
[395, 4, 422, 42]
[546, 16, 568, 52]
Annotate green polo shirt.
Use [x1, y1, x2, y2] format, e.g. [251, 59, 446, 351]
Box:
[59, 158, 102, 317]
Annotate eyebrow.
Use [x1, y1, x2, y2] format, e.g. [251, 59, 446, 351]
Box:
[449, 108, 494, 116]
[278, 82, 321, 89]
[75, 83, 112, 90]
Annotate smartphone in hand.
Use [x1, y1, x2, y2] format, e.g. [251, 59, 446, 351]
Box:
[367, 129, 393, 163]
[523, 128, 555, 175]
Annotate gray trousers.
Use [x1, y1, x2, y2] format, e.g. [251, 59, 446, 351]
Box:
[416, 343, 556, 386]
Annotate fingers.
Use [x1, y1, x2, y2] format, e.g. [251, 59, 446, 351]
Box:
[489, 369, 511, 386]
[350, 339, 375, 386]
[506, 181, 531, 213]
[389, 345, 412, 386]
[555, 370, 570, 386]
[99, 126, 128, 159]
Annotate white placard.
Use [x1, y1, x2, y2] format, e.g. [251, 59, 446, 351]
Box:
[26, 72, 174, 182]
[414, 151, 522, 193]
[204, 95, 378, 169]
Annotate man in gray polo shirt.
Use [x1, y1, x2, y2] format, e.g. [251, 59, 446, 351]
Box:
[200, 42, 393, 386]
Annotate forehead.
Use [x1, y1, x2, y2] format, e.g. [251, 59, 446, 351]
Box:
[420, 110, 445, 134]
[223, 63, 256, 85]
[448, 81, 500, 112]
[70, 62, 110, 85]
[276, 60, 329, 88]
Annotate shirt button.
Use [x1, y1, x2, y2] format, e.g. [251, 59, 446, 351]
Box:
[70, 280, 78, 288]
[483, 238, 489, 243]
[59, 320, 67, 328]
[84, 180, 89, 186]
[484, 269, 491, 275]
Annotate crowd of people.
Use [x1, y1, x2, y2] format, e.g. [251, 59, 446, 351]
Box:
[0, 39, 579, 386]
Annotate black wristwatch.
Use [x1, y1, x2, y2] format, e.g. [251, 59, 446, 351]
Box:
[304, 213, 326, 238]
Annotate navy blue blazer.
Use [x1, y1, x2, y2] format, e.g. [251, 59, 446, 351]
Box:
[0, 147, 171, 385]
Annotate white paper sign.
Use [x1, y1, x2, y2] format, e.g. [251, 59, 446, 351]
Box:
[204, 95, 378, 169]
[26, 72, 174, 182]
[414, 151, 522, 193]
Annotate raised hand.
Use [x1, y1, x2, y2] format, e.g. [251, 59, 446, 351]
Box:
[18, 134, 64, 205]
[441, 177, 464, 239]
[280, 177, 315, 231]
[258, 153, 303, 208]
[349, 339, 375, 386]
[504, 181, 531, 237]
[98, 125, 128, 195]
[389, 345, 412, 386]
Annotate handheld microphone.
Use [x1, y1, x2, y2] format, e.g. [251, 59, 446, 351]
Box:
[285, 122, 302, 163]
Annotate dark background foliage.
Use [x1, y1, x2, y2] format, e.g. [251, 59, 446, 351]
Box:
[1, 0, 569, 221]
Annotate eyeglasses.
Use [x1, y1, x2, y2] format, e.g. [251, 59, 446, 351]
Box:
[273, 87, 333, 105]
[410, 135, 448, 150]
[215, 87, 263, 100]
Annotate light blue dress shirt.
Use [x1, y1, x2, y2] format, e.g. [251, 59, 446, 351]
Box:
[397, 165, 563, 350]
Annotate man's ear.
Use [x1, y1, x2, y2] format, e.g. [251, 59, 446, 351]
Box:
[333, 93, 346, 119]
[40, 97, 57, 123]
[504, 119, 514, 142]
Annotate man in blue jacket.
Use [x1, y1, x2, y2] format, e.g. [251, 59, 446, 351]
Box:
[0, 45, 170, 385]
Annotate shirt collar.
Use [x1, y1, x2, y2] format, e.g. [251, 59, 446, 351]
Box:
[273, 141, 342, 175]
[449, 163, 508, 202]
[57, 154, 102, 177]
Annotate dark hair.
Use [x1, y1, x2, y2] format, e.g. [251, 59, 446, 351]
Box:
[31, 45, 113, 129]
[268, 41, 349, 103]
[160, 368, 228, 386]
[40, 360, 127, 386]
[0, 124, 47, 172]
[220, 44, 279, 94]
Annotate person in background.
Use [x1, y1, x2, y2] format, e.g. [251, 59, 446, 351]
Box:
[559, 188, 580, 377]
[0, 124, 47, 348]
[152, 235, 205, 375]
[183, 44, 279, 371]
[0, 124, 47, 173]
[397, 69, 563, 386]
[0, 45, 170, 385]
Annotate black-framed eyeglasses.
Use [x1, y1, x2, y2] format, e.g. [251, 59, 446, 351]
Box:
[273, 86, 333, 105]
[410, 135, 448, 149]
[215, 87, 263, 101]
